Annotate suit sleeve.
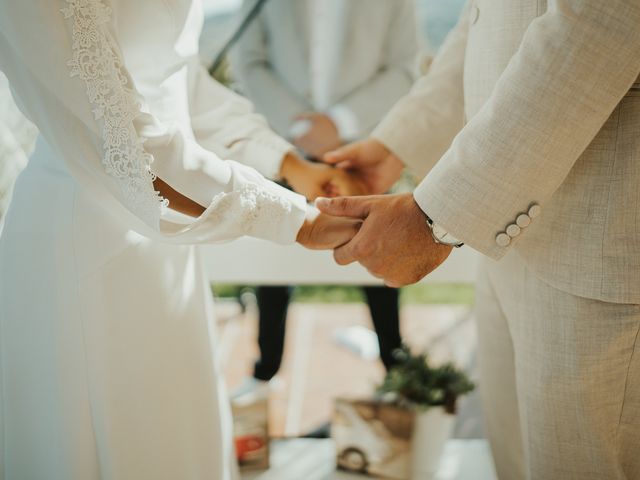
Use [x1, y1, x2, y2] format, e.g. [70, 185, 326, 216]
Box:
[413, 0, 640, 260]
[0, 0, 307, 245]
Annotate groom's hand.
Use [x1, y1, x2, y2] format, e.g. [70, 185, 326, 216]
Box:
[323, 139, 405, 195]
[315, 193, 452, 287]
[291, 112, 342, 159]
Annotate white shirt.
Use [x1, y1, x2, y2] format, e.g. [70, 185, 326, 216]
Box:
[232, 0, 418, 141]
[306, 0, 346, 111]
[291, 0, 360, 140]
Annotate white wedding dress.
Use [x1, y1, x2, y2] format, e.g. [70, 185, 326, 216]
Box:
[0, 1, 309, 478]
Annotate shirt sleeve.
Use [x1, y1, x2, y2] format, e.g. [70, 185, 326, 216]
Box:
[0, 0, 307, 245]
[413, 0, 640, 260]
[187, 58, 294, 180]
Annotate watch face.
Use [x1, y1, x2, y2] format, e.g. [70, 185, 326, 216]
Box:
[432, 224, 448, 241]
[432, 223, 462, 246]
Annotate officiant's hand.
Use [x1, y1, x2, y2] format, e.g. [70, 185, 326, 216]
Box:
[280, 153, 366, 201]
[296, 208, 362, 250]
[315, 193, 452, 287]
[291, 112, 342, 159]
[323, 139, 404, 195]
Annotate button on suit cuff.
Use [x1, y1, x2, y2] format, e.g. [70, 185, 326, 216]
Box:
[413, 180, 509, 261]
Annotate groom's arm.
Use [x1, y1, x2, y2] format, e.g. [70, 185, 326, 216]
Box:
[372, 2, 471, 179]
[413, 0, 640, 260]
[317, 0, 640, 287]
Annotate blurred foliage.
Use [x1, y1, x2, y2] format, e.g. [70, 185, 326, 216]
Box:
[402, 283, 475, 305]
[377, 347, 475, 414]
[211, 283, 475, 305]
[210, 57, 233, 86]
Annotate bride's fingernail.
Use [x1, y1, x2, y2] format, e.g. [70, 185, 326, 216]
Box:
[315, 197, 329, 207]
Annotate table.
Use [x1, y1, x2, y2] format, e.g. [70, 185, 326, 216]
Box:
[202, 239, 478, 285]
[242, 438, 496, 480]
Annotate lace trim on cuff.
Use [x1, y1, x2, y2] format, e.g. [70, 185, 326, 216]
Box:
[61, 0, 167, 227]
[207, 183, 293, 237]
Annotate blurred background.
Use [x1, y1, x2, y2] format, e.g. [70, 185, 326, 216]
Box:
[199, 0, 466, 61]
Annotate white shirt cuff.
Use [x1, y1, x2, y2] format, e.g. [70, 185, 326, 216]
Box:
[327, 104, 361, 141]
[232, 132, 294, 181]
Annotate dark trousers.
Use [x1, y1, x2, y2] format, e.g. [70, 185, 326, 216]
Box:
[253, 285, 402, 381]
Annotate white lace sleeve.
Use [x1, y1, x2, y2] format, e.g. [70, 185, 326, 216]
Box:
[0, 0, 307, 244]
[62, 0, 167, 227]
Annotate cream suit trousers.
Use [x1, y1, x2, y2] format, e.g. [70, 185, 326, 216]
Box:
[475, 252, 640, 480]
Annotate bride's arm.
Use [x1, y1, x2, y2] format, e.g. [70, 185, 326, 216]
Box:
[151, 176, 360, 249]
[0, 0, 322, 245]
[152, 177, 205, 218]
[186, 59, 366, 200]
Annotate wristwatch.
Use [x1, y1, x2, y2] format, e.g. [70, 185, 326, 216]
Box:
[426, 216, 464, 248]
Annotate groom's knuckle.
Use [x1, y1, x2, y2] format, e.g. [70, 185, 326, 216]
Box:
[410, 270, 423, 285]
[353, 241, 371, 258]
[368, 269, 382, 279]
[370, 267, 384, 278]
[335, 196, 352, 212]
[368, 259, 382, 273]
[334, 250, 350, 265]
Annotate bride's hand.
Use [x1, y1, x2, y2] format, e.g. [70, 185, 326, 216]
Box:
[296, 208, 362, 250]
[280, 153, 366, 201]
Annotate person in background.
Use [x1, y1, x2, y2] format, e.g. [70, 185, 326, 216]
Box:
[229, 0, 419, 404]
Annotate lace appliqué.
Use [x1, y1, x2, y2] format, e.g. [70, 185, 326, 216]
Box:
[61, 0, 167, 227]
[208, 183, 293, 237]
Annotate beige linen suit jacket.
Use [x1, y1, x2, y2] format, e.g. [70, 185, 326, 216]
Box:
[374, 0, 640, 304]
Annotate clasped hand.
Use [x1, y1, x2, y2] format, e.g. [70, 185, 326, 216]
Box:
[279, 152, 365, 201]
[289, 139, 453, 287]
[315, 193, 452, 287]
[281, 152, 365, 251]
[302, 138, 452, 287]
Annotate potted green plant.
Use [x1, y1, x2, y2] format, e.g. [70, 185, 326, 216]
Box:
[377, 348, 475, 480]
